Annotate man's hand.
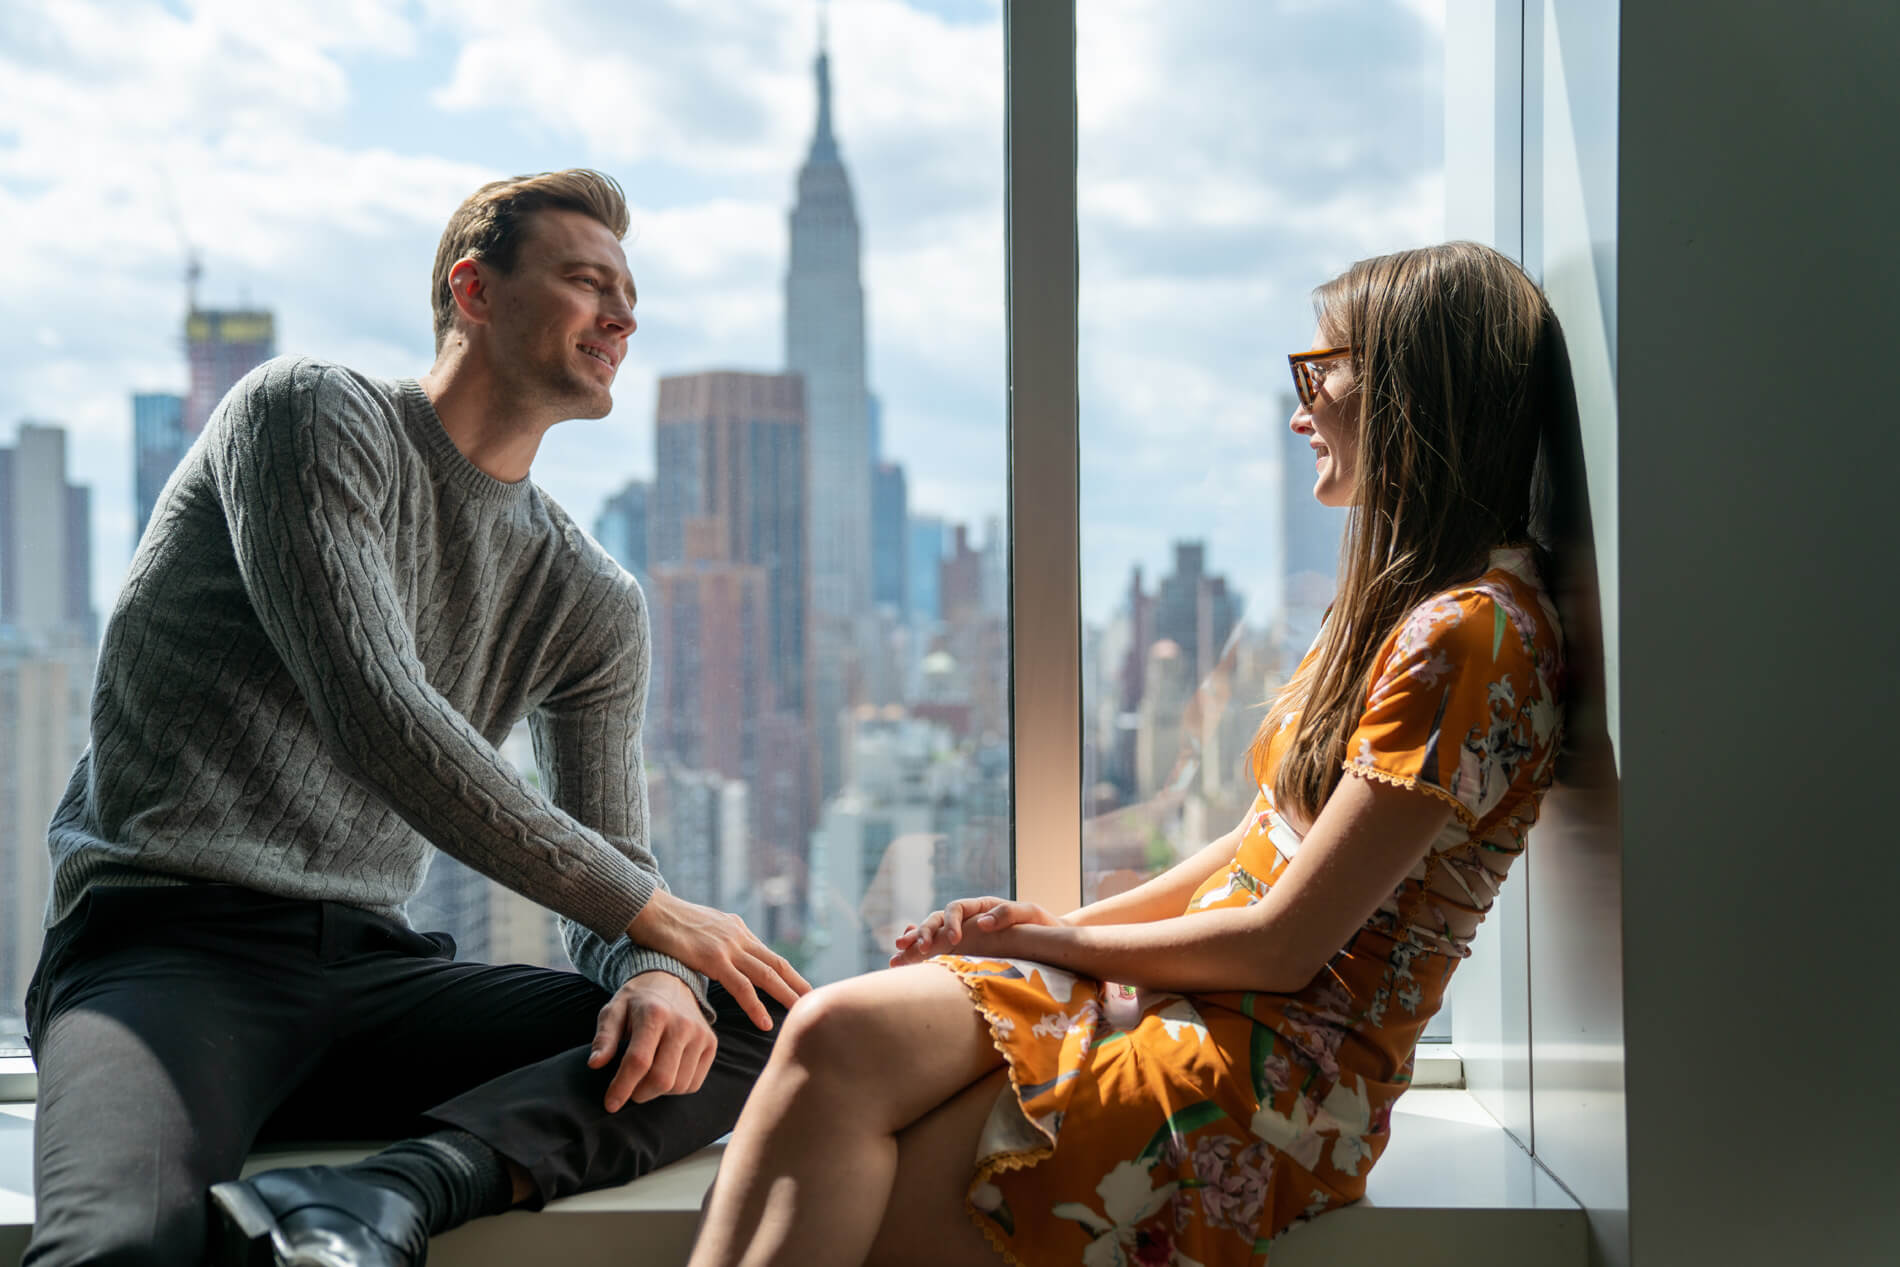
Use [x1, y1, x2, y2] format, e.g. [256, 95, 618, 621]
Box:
[588, 972, 717, 1112]
[626, 890, 811, 1031]
[890, 896, 1057, 966]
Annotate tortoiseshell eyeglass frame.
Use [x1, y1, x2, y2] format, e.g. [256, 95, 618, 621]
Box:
[1288, 346, 1353, 407]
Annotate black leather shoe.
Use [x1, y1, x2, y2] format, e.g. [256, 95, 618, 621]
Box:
[209, 1166, 430, 1267]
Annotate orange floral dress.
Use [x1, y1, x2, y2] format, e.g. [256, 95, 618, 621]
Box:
[936, 547, 1564, 1266]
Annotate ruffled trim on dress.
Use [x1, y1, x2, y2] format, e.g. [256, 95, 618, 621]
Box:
[931, 957, 1059, 1267]
[1339, 761, 1482, 829]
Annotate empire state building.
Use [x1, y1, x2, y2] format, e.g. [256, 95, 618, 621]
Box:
[786, 27, 871, 797]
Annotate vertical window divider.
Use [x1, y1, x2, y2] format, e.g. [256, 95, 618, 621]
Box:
[1003, 0, 1082, 914]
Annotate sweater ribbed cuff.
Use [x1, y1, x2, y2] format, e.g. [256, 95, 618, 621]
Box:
[564, 845, 660, 948]
[605, 940, 715, 1023]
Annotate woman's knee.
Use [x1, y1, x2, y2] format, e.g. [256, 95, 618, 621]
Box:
[776, 977, 884, 1076]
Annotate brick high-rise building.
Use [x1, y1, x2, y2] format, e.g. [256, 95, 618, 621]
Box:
[939, 523, 984, 623]
[184, 308, 275, 436]
[649, 371, 818, 895]
[652, 372, 808, 721]
[647, 560, 773, 783]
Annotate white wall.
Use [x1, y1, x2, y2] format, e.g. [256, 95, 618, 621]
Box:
[1459, 4, 1900, 1263]
[1616, 2, 1900, 1263]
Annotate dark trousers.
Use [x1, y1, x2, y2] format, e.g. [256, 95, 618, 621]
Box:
[21, 884, 783, 1267]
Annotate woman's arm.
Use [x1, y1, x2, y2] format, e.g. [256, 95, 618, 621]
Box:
[1061, 811, 1251, 927]
[893, 806, 1252, 963]
[945, 774, 1453, 995]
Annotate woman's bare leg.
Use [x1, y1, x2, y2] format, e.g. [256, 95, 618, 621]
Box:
[864, 1068, 1013, 1267]
[688, 963, 1004, 1267]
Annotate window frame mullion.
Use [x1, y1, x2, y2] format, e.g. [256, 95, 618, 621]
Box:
[1003, 0, 1082, 914]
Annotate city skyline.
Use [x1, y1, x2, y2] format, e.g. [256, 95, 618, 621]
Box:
[0, 0, 1445, 630]
[0, 1, 1428, 1002]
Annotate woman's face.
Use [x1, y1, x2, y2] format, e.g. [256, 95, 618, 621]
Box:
[1289, 326, 1358, 508]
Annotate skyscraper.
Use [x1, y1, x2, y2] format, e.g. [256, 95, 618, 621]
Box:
[905, 514, 947, 627]
[0, 633, 86, 1025]
[593, 478, 650, 585]
[648, 370, 816, 884]
[133, 391, 186, 546]
[651, 371, 808, 718]
[647, 560, 774, 781]
[1153, 540, 1242, 686]
[647, 764, 750, 914]
[939, 523, 984, 623]
[786, 26, 872, 796]
[0, 423, 96, 1016]
[647, 551, 812, 879]
[872, 462, 907, 614]
[184, 308, 276, 436]
[0, 423, 96, 647]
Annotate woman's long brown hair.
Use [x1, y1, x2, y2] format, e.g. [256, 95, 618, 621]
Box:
[1252, 241, 1561, 824]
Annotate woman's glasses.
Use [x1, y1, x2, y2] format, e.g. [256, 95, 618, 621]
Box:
[1288, 346, 1353, 407]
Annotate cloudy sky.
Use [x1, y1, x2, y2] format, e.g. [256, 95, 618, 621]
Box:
[0, 0, 1441, 625]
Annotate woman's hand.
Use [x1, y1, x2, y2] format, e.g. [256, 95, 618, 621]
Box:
[890, 897, 1058, 966]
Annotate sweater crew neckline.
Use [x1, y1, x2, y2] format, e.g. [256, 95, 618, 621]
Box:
[398, 378, 535, 506]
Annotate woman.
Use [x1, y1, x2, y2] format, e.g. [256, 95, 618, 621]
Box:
[688, 241, 1567, 1267]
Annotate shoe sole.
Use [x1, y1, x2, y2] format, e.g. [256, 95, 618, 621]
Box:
[209, 1180, 283, 1267]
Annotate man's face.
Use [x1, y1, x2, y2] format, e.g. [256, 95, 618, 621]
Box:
[478, 208, 637, 420]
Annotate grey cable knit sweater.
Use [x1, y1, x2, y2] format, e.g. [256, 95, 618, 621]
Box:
[44, 356, 705, 1007]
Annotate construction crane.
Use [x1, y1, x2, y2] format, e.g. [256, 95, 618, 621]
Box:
[156, 167, 202, 317]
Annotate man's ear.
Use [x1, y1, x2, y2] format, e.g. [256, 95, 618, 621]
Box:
[448, 257, 492, 331]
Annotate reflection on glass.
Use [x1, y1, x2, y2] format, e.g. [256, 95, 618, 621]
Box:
[0, 2, 1007, 1040]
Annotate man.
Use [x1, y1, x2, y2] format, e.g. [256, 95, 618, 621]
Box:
[23, 169, 808, 1267]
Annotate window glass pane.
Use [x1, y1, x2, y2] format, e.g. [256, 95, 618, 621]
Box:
[0, 0, 1007, 1048]
[1076, 1, 1450, 1035]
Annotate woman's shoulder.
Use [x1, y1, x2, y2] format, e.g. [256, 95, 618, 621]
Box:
[1386, 545, 1563, 673]
[1351, 547, 1567, 826]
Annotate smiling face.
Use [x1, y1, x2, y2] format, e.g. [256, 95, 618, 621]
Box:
[474, 207, 638, 421]
[1288, 326, 1358, 507]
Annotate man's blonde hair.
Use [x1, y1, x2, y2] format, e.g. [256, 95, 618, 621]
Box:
[431, 169, 631, 351]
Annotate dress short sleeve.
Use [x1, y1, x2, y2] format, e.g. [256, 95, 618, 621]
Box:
[1343, 579, 1561, 828]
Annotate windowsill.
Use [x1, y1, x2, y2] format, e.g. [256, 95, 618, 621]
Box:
[0, 1085, 1583, 1267]
[0, 1046, 1468, 1108]
[0, 1063, 30, 1106]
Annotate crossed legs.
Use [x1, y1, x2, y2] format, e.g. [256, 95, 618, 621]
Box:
[688, 963, 1008, 1267]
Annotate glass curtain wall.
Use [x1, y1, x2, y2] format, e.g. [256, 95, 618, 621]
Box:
[1075, 0, 1450, 1029]
[0, 0, 1009, 1054]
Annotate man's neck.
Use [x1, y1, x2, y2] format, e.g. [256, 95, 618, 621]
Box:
[417, 345, 551, 485]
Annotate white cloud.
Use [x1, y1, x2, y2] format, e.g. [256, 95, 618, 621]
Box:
[4, 0, 1444, 631]
[1070, 0, 1444, 620]
[424, 0, 808, 172]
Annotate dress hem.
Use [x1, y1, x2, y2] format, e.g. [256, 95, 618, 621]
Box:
[930, 956, 1060, 1267]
